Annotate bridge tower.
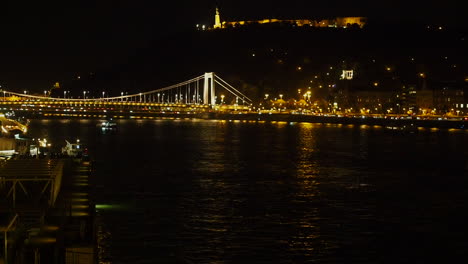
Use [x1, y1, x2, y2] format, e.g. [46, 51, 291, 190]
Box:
[203, 72, 215, 105]
[214, 8, 222, 29]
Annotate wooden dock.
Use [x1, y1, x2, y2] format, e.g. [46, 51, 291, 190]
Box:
[0, 157, 96, 264]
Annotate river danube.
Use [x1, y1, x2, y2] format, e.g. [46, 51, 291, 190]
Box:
[28, 119, 468, 263]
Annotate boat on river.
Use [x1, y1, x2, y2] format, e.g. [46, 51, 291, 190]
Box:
[1, 113, 30, 158]
[100, 121, 117, 130]
[0, 113, 28, 136]
[0, 136, 48, 159]
[62, 139, 88, 157]
[98, 119, 117, 131]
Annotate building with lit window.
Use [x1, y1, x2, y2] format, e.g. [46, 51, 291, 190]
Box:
[433, 84, 467, 115]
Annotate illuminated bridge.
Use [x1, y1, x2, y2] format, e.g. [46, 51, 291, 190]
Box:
[0, 73, 253, 117]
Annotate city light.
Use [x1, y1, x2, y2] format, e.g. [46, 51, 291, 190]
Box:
[1, 7, 468, 264]
[0, 59, 466, 119]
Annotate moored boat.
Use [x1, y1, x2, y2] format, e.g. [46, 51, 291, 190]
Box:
[62, 139, 88, 157]
[0, 135, 39, 159]
[0, 113, 28, 136]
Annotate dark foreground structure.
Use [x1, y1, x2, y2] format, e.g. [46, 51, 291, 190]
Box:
[0, 158, 96, 264]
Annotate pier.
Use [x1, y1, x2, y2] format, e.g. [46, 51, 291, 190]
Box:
[0, 157, 96, 264]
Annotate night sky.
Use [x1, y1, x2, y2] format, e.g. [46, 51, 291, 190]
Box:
[0, 0, 464, 92]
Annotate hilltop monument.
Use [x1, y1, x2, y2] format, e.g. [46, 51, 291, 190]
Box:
[214, 8, 222, 29]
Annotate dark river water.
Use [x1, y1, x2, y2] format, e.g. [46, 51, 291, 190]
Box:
[28, 119, 468, 263]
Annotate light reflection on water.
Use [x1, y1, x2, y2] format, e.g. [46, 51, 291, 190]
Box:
[28, 119, 468, 263]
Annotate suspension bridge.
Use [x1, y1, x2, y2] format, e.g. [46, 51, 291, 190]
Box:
[0, 73, 253, 116]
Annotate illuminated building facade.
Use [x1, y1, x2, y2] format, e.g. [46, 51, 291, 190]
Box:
[353, 90, 396, 113]
[433, 85, 466, 114]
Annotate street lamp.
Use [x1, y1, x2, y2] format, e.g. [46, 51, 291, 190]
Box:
[83, 91, 86, 99]
[44, 90, 47, 97]
[279, 94, 283, 100]
[221, 94, 225, 104]
[139, 93, 142, 102]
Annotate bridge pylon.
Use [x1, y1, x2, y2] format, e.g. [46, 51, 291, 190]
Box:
[203, 72, 215, 105]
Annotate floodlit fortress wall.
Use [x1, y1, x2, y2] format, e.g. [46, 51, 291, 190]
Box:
[219, 17, 366, 28]
[212, 9, 366, 29]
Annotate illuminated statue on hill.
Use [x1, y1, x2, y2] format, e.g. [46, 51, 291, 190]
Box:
[214, 8, 222, 29]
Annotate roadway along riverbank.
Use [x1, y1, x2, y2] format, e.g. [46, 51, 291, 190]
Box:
[16, 110, 468, 129]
